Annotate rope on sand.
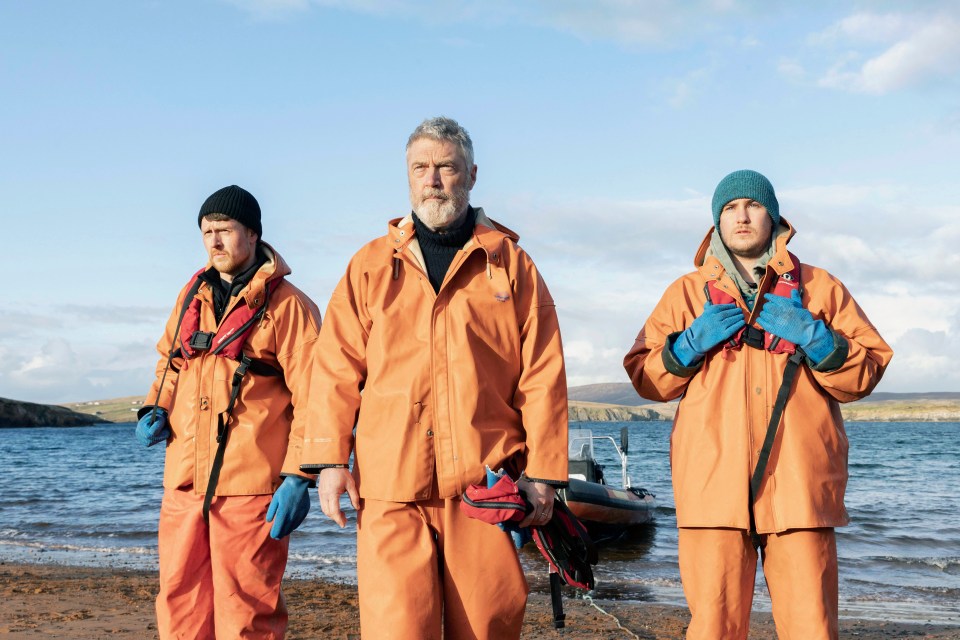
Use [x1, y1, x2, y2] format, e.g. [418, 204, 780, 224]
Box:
[581, 594, 641, 640]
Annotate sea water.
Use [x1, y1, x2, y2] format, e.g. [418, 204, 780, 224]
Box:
[0, 421, 957, 625]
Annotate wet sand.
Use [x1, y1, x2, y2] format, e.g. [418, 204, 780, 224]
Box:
[1, 563, 957, 639]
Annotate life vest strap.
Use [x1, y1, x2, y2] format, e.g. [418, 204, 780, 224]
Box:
[749, 348, 806, 546]
[202, 353, 253, 524]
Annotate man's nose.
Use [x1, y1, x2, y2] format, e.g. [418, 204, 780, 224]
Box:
[422, 167, 442, 188]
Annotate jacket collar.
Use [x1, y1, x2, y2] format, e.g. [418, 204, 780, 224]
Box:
[387, 207, 519, 271]
[695, 217, 797, 285]
[200, 241, 289, 309]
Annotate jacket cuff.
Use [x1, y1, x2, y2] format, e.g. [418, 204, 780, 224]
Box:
[280, 472, 317, 488]
[523, 475, 569, 489]
[300, 463, 348, 474]
[808, 329, 849, 373]
[662, 332, 704, 378]
[136, 405, 167, 420]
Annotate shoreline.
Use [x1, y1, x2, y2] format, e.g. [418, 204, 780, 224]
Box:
[2, 562, 958, 639]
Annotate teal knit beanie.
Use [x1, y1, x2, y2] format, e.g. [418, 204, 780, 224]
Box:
[711, 170, 780, 228]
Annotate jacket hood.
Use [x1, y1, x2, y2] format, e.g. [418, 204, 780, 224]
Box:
[694, 216, 798, 284]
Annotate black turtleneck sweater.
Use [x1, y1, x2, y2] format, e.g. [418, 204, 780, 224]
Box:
[411, 207, 478, 293]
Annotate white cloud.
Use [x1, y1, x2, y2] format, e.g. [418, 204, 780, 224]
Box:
[811, 12, 916, 46]
[56, 304, 169, 325]
[665, 65, 715, 108]
[881, 318, 960, 392]
[811, 12, 960, 94]
[777, 58, 806, 81]
[0, 301, 164, 404]
[222, 0, 311, 18]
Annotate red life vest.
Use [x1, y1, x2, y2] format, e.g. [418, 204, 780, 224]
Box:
[705, 252, 802, 354]
[177, 268, 282, 362]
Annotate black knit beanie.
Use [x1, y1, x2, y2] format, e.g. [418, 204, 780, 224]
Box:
[197, 185, 262, 238]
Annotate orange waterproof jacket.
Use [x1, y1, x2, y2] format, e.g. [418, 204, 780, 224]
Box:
[144, 243, 322, 496]
[624, 220, 893, 533]
[301, 209, 569, 501]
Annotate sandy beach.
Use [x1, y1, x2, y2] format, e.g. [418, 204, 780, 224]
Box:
[1, 563, 957, 639]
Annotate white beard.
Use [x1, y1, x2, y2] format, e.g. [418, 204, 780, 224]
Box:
[411, 187, 470, 230]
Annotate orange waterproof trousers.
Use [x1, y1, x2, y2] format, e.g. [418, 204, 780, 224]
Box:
[156, 488, 290, 640]
[678, 527, 839, 640]
[356, 492, 529, 640]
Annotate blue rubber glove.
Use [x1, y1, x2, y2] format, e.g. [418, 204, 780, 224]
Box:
[757, 289, 835, 364]
[671, 300, 747, 366]
[135, 408, 170, 447]
[266, 475, 311, 540]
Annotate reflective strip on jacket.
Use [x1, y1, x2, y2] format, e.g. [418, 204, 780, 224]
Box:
[301, 209, 569, 501]
[145, 243, 322, 495]
[623, 219, 893, 533]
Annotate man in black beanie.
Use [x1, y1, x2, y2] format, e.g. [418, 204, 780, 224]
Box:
[136, 184, 322, 638]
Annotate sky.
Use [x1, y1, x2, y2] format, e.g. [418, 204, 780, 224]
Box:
[2, 0, 959, 404]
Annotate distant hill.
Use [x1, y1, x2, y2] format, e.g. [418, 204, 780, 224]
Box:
[3, 385, 959, 428]
[0, 397, 105, 428]
[568, 384, 960, 422]
[861, 391, 960, 403]
[568, 383, 650, 407]
[569, 384, 960, 405]
[61, 396, 145, 424]
[568, 400, 677, 422]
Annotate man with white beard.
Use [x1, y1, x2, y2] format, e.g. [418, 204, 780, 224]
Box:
[301, 116, 569, 639]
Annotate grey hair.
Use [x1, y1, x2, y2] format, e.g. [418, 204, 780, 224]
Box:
[406, 116, 475, 169]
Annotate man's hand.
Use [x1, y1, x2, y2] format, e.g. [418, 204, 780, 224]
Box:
[672, 300, 746, 366]
[318, 467, 359, 528]
[517, 478, 556, 528]
[135, 408, 170, 448]
[757, 289, 834, 363]
[266, 475, 311, 539]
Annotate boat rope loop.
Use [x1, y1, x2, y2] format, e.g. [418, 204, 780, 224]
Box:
[580, 594, 641, 640]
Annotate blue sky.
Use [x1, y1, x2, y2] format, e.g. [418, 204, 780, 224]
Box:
[3, 1, 959, 403]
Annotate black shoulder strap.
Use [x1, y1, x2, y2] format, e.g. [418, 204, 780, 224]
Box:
[146, 276, 204, 419]
[202, 353, 253, 523]
[749, 348, 805, 544]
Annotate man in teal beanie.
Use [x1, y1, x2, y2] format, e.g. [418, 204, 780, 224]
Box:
[625, 170, 892, 639]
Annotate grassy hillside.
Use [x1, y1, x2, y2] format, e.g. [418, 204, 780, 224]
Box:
[569, 398, 960, 422]
[568, 383, 650, 407]
[62, 396, 145, 424]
